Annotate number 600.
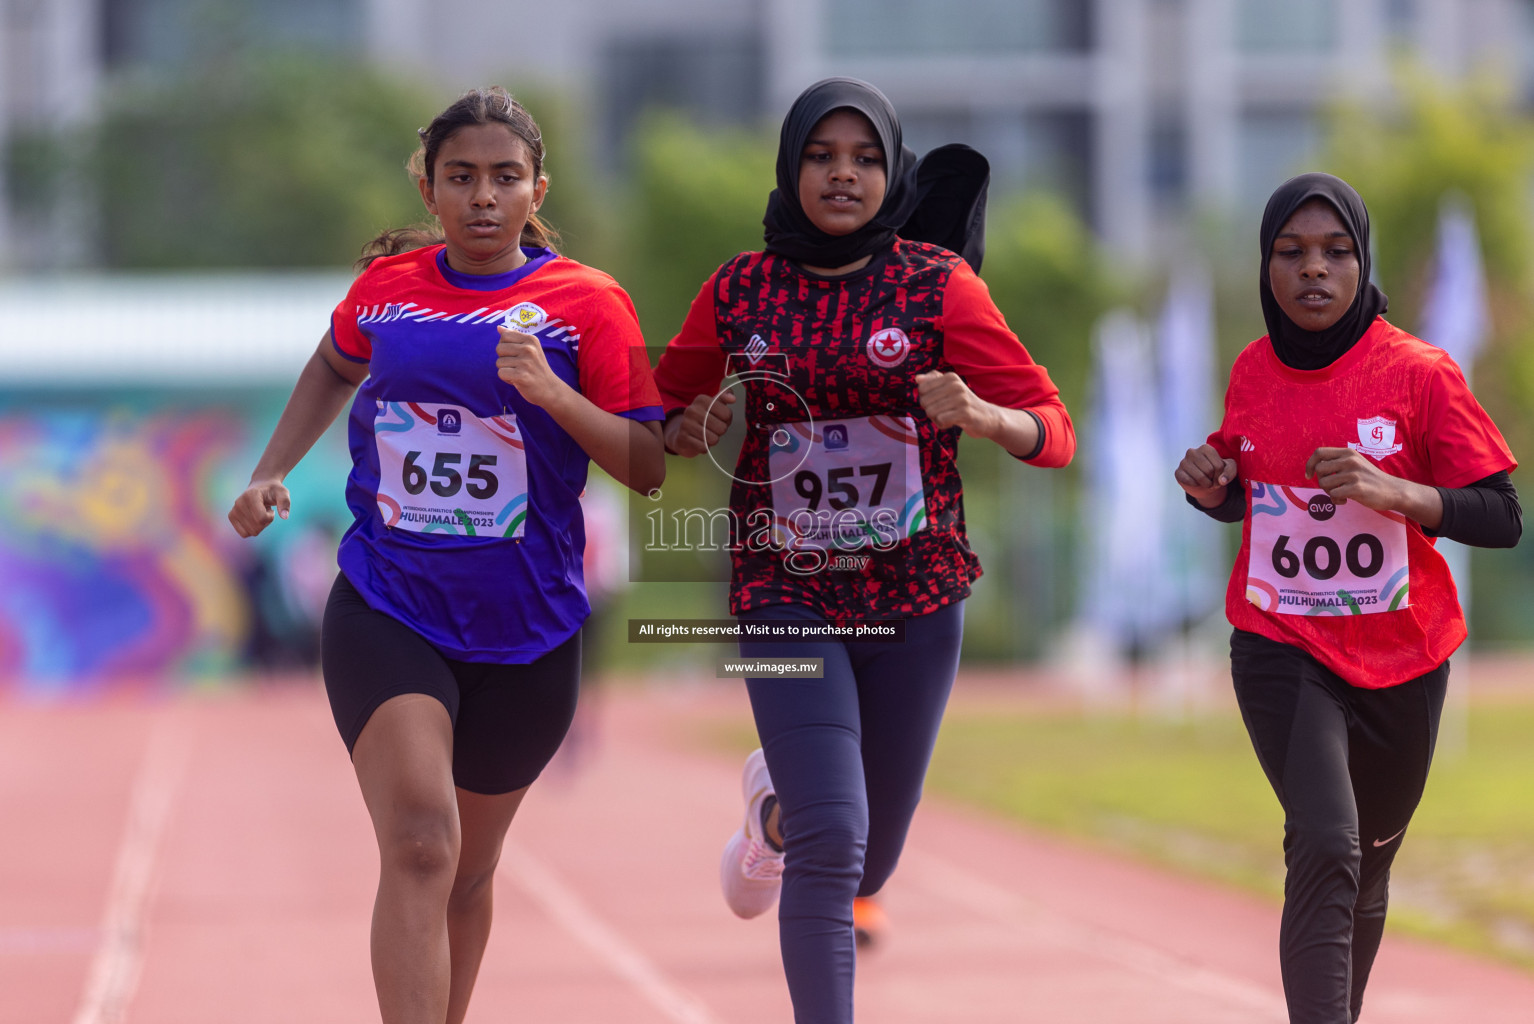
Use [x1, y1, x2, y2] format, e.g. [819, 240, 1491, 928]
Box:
[1271, 533, 1384, 580]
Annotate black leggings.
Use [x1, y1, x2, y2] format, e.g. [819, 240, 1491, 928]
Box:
[321, 572, 581, 795]
[1230, 629, 1447, 1024]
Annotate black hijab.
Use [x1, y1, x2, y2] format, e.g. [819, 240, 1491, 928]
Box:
[763, 78, 990, 271]
[1258, 172, 1388, 370]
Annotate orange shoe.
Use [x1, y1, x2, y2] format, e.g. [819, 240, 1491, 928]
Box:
[852, 896, 888, 949]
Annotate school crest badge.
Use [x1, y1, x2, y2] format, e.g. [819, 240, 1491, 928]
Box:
[1349, 416, 1403, 460]
[503, 302, 548, 331]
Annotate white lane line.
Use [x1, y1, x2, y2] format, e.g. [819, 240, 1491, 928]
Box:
[71, 716, 191, 1024]
[903, 850, 1289, 1022]
[502, 842, 721, 1024]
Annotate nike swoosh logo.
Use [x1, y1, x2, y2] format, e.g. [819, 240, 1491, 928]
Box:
[1372, 827, 1407, 847]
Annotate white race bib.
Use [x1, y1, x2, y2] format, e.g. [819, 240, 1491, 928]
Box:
[767, 414, 927, 550]
[1246, 481, 1409, 616]
[374, 401, 529, 538]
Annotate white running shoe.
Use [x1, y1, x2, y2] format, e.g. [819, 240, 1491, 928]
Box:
[720, 748, 784, 919]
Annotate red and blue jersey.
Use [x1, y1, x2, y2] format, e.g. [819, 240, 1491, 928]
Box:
[331, 244, 662, 662]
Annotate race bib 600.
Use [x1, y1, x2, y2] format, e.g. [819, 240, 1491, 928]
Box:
[1246, 481, 1409, 616]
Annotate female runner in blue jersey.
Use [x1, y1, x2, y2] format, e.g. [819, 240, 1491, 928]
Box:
[653, 77, 1075, 1023]
[228, 88, 664, 1024]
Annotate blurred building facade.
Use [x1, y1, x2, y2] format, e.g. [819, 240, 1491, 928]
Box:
[3, 0, 1532, 266]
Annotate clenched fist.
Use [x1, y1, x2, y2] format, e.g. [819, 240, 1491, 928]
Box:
[665, 390, 735, 457]
[496, 327, 567, 408]
[228, 479, 291, 538]
[1175, 444, 1238, 507]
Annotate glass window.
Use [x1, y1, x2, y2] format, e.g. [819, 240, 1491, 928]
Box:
[1238, 111, 1319, 212]
[103, 0, 360, 68]
[1147, 116, 1187, 208]
[601, 33, 765, 170]
[1519, 0, 1534, 105]
[826, 0, 1090, 57]
[1236, 0, 1337, 53]
[1384, 0, 1416, 35]
[901, 108, 1089, 211]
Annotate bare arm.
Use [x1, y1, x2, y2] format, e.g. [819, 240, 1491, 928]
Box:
[496, 327, 666, 494]
[228, 333, 367, 538]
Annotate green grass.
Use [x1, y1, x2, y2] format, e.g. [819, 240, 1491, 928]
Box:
[924, 699, 1534, 969]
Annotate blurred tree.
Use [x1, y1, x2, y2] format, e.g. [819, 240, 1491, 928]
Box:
[618, 112, 776, 342]
[84, 51, 438, 268]
[607, 114, 772, 593]
[968, 193, 1117, 658]
[1322, 67, 1534, 452]
[3, 41, 607, 272]
[982, 192, 1117, 420]
[1321, 67, 1534, 649]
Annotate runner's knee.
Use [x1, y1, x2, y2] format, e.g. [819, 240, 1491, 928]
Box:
[1285, 823, 1361, 878]
[448, 856, 499, 907]
[379, 804, 459, 884]
[785, 810, 868, 878]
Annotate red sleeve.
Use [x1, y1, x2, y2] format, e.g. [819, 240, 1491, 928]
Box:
[1205, 370, 1240, 463]
[1418, 353, 1516, 488]
[940, 260, 1076, 467]
[653, 273, 729, 416]
[330, 274, 372, 363]
[576, 282, 663, 419]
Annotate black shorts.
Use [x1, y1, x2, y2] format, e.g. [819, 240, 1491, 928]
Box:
[321, 572, 581, 795]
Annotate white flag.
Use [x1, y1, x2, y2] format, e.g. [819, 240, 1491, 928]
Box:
[1080, 309, 1172, 651]
[1420, 194, 1489, 378]
[1419, 193, 1489, 754]
[1156, 263, 1221, 625]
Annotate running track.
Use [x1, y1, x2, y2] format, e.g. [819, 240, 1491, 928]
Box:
[4, 678, 1532, 1023]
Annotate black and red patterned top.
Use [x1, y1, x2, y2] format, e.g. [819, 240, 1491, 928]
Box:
[654, 238, 1074, 620]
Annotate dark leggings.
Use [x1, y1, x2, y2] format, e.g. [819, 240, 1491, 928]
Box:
[1230, 629, 1447, 1024]
[740, 601, 964, 1024]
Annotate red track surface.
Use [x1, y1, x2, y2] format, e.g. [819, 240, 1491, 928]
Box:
[4, 677, 1533, 1023]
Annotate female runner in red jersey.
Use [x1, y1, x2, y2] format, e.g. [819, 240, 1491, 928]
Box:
[228, 88, 664, 1024]
[653, 77, 1074, 1023]
[1176, 172, 1520, 1024]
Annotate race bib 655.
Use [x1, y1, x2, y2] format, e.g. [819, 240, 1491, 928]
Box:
[374, 401, 529, 538]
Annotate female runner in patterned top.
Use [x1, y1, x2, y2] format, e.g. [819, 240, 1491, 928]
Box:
[1176, 172, 1519, 1024]
[653, 77, 1074, 1023]
[228, 88, 664, 1024]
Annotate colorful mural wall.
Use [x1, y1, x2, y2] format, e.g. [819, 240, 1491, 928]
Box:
[0, 392, 350, 691]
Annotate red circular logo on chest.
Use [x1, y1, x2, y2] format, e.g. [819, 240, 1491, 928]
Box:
[867, 327, 911, 369]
